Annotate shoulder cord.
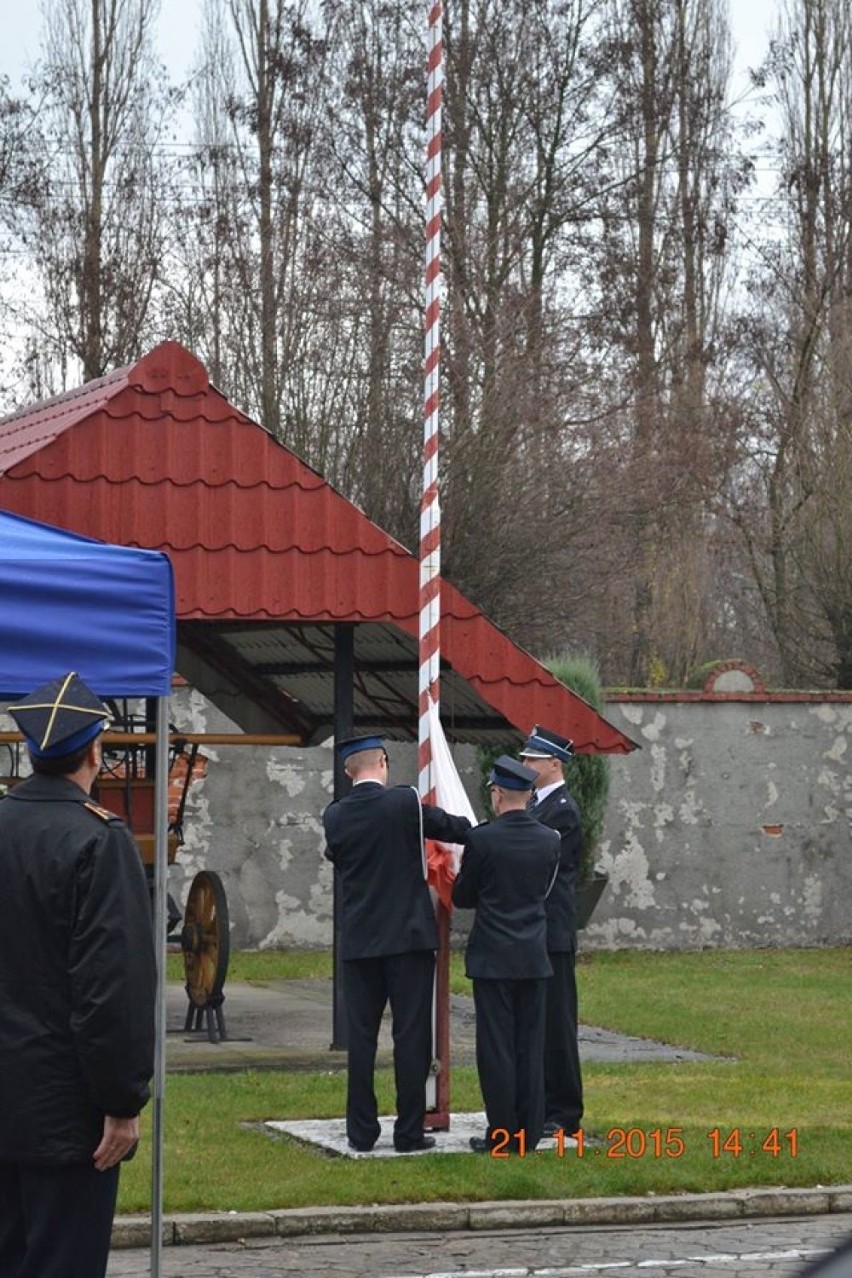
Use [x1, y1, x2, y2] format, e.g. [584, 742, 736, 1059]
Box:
[544, 845, 560, 899]
[410, 785, 428, 880]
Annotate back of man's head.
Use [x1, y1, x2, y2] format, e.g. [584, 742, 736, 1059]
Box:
[487, 755, 536, 815]
[346, 747, 387, 781]
[337, 734, 388, 784]
[30, 742, 94, 777]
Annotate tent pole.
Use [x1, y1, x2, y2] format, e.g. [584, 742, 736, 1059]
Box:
[150, 695, 169, 1277]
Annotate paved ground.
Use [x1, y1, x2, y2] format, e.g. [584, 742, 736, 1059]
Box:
[165, 978, 720, 1074]
[108, 1213, 852, 1276]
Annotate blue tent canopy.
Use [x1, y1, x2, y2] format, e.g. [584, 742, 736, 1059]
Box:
[0, 509, 175, 698]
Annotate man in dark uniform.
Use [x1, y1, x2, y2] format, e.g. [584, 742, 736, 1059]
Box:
[322, 735, 471, 1153]
[0, 672, 156, 1278]
[520, 725, 584, 1137]
[452, 756, 560, 1154]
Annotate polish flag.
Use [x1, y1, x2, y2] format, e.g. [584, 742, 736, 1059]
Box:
[424, 698, 476, 910]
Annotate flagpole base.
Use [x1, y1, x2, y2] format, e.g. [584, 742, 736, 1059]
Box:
[424, 1110, 450, 1132]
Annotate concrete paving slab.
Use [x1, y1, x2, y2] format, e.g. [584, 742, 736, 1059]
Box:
[265, 1112, 580, 1158]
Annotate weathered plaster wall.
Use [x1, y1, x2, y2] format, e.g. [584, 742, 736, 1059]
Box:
[166, 687, 852, 951]
[586, 696, 852, 949]
[169, 687, 337, 950]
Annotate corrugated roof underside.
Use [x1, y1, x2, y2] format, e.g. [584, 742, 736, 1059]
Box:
[217, 622, 504, 741]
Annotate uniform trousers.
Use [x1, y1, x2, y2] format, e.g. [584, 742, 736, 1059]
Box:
[472, 976, 547, 1150]
[544, 947, 584, 1132]
[343, 949, 435, 1150]
[0, 1160, 119, 1278]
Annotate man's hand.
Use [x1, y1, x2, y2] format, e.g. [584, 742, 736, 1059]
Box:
[93, 1115, 140, 1170]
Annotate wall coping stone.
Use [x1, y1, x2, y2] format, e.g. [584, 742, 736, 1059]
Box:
[606, 688, 852, 703]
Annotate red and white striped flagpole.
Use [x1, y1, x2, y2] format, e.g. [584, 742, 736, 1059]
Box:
[421, 0, 450, 1128]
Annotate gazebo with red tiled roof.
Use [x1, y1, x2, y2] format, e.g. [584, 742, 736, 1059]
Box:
[0, 340, 636, 754]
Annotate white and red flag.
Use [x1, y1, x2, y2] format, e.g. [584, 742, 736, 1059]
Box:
[424, 697, 476, 910]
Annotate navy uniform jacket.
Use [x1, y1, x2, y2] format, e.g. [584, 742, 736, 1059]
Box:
[323, 782, 471, 961]
[0, 774, 156, 1165]
[532, 783, 583, 949]
[451, 811, 560, 979]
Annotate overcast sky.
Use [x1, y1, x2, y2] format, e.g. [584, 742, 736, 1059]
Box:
[1, 1, 782, 98]
[0, 0, 203, 84]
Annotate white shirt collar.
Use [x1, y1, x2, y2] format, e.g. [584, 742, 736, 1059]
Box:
[533, 779, 563, 805]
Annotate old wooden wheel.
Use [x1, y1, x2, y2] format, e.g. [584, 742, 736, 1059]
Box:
[181, 870, 230, 1012]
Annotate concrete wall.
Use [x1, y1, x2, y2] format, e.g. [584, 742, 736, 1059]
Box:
[588, 694, 852, 949]
[165, 683, 852, 951]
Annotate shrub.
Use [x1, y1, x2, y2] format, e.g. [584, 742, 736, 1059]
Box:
[475, 653, 611, 884]
[474, 743, 502, 819]
[544, 653, 611, 884]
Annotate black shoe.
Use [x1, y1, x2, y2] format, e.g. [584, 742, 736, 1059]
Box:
[347, 1139, 375, 1152]
[469, 1136, 491, 1153]
[393, 1134, 434, 1155]
[394, 1135, 436, 1153]
[542, 1121, 561, 1138]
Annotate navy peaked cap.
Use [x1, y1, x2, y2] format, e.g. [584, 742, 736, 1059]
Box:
[487, 754, 537, 791]
[9, 672, 110, 759]
[519, 724, 575, 763]
[337, 734, 386, 761]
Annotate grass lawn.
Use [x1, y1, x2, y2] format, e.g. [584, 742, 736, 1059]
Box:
[126, 947, 852, 1214]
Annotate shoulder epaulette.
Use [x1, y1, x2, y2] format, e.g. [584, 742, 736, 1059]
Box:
[83, 800, 120, 824]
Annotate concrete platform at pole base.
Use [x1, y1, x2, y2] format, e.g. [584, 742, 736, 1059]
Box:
[265, 1112, 580, 1158]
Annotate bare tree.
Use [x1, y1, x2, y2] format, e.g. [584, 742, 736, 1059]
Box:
[0, 78, 40, 406]
[439, 0, 615, 641]
[20, 0, 169, 384]
[315, 0, 424, 539]
[588, 0, 738, 684]
[162, 2, 255, 392]
[735, 0, 852, 685]
[0, 79, 31, 204]
[187, 0, 330, 443]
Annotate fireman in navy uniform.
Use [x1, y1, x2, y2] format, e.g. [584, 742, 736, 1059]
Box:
[452, 756, 560, 1153]
[322, 735, 471, 1153]
[520, 725, 584, 1137]
[0, 673, 155, 1278]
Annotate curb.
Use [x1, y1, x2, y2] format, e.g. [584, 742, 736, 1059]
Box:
[112, 1185, 852, 1249]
